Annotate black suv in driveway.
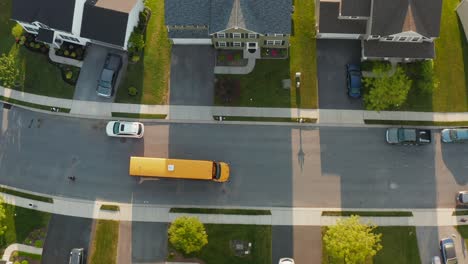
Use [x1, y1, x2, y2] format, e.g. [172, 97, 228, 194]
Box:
[97, 53, 122, 98]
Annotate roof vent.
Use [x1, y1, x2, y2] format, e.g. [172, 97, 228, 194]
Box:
[167, 164, 175, 171]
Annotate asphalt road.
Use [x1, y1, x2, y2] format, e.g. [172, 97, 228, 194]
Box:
[0, 105, 467, 209]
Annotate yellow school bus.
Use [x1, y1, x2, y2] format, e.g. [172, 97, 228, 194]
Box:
[129, 157, 230, 182]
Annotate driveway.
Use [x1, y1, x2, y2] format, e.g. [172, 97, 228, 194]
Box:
[169, 45, 215, 106]
[131, 222, 168, 264]
[317, 39, 363, 109]
[272, 226, 322, 263]
[41, 215, 93, 264]
[74, 44, 127, 102]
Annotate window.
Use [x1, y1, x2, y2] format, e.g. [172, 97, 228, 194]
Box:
[217, 33, 226, 38]
[266, 40, 275, 45]
[233, 33, 241, 38]
[248, 33, 257, 39]
[24, 26, 38, 33]
[233, 42, 241, 47]
[398, 37, 407, 41]
[370, 35, 380, 39]
[274, 33, 284, 37]
[274, 40, 282, 45]
[383, 36, 394, 41]
[217, 41, 227, 47]
[411, 37, 420, 42]
[59, 34, 80, 43]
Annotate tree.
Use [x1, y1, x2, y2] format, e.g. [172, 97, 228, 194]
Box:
[363, 65, 412, 111]
[11, 23, 23, 39]
[0, 197, 7, 237]
[0, 53, 20, 88]
[168, 216, 208, 254]
[128, 31, 145, 53]
[323, 215, 382, 264]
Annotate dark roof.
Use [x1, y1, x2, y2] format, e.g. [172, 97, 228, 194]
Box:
[341, 0, 371, 17]
[165, 0, 210, 26]
[11, 0, 76, 32]
[370, 0, 442, 37]
[80, 1, 129, 47]
[36, 28, 55, 43]
[319, 1, 367, 34]
[363, 40, 435, 59]
[168, 29, 210, 38]
[165, 0, 291, 35]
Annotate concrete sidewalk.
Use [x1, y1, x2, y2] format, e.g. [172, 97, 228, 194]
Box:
[1, 186, 467, 227]
[2, 243, 42, 261]
[2, 85, 468, 124]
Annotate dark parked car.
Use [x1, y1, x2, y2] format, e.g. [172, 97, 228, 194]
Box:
[97, 53, 122, 98]
[385, 128, 431, 145]
[346, 64, 362, 98]
[440, 238, 457, 264]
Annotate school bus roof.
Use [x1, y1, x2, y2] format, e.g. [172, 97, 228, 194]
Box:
[129, 157, 214, 180]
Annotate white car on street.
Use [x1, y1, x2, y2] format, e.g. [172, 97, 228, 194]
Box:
[279, 258, 295, 264]
[106, 121, 144, 138]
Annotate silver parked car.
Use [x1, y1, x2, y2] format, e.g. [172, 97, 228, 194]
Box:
[457, 191, 468, 206]
[69, 248, 84, 264]
[441, 128, 468, 143]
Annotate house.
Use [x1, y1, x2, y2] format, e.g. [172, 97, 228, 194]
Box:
[316, 0, 443, 61]
[11, 0, 144, 50]
[164, 0, 291, 56]
[457, 0, 468, 42]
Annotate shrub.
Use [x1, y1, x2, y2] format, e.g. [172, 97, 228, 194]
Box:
[29, 42, 35, 48]
[65, 71, 73, 79]
[21, 260, 28, 264]
[11, 24, 23, 39]
[70, 52, 76, 58]
[75, 48, 83, 56]
[131, 55, 140, 63]
[129, 31, 145, 51]
[64, 50, 69, 56]
[234, 53, 242, 61]
[218, 55, 225, 62]
[34, 240, 43, 248]
[14, 261, 20, 264]
[34, 43, 41, 49]
[57, 49, 64, 56]
[128, 86, 138, 96]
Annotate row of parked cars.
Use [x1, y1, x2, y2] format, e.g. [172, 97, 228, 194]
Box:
[385, 128, 468, 145]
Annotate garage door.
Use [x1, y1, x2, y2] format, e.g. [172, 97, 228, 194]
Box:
[172, 38, 212, 45]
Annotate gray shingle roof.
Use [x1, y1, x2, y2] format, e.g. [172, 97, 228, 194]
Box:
[363, 40, 435, 59]
[370, 0, 442, 37]
[165, 0, 291, 35]
[168, 29, 210, 38]
[165, 0, 210, 26]
[319, 1, 367, 34]
[340, 0, 371, 17]
[11, 0, 76, 32]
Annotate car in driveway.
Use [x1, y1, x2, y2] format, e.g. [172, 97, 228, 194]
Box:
[346, 64, 362, 98]
[106, 121, 144, 138]
[279, 258, 295, 264]
[441, 128, 468, 143]
[385, 128, 431, 145]
[456, 191, 468, 206]
[97, 53, 122, 98]
[432, 256, 442, 264]
[69, 248, 84, 264]
[440, 238, 457, 264]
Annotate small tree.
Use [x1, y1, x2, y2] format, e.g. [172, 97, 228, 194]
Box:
[363, 65, 412, 111]
[0, 53, 20, 88]
[11, 23, 23, 39]
[128, 31, 145, 53]
[168, 216, 208, 255]
[324, 215, 382, 264]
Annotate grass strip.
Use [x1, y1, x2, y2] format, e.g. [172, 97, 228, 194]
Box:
[111, 112, 167, 119]
[89, 220, 119, 264]
[17, 251, 42, 260]
[0, 187, 53, 203]
[100, 205, 120, 211]
[453, 210, 468, 216]
[322, 211, 413, 217]
[213, 115, 316, 123]
[0, 96, 70, 113]
[170, 208, 271, 215]
[364, 119, 468, 126]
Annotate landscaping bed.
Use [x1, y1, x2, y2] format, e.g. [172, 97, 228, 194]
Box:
[55, 41, 86, 61]
[9, 251, 41, 264]
[216, 50, 248, 66]
[168, 224, 272, 264]
[261, 48, 288, 59]
[116, 0, 171, 104]
[169, 208, 271, 215]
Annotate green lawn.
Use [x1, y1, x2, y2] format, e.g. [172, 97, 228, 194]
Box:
[116, 0, 171, 104]
[431, 0, 468, 112]
[0, 0, 75, 99]
[182, 224, 271, 264]
[0, 204, 51, 251]
[215, 0, 317, 109]
[89, 220, 119, 264]
[322, 226, 420, 264]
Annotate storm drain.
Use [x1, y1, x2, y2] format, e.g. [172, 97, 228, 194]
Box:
[2, 103, 11, 109]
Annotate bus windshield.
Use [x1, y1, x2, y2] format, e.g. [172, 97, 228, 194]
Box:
[212, 162, 221, 180]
